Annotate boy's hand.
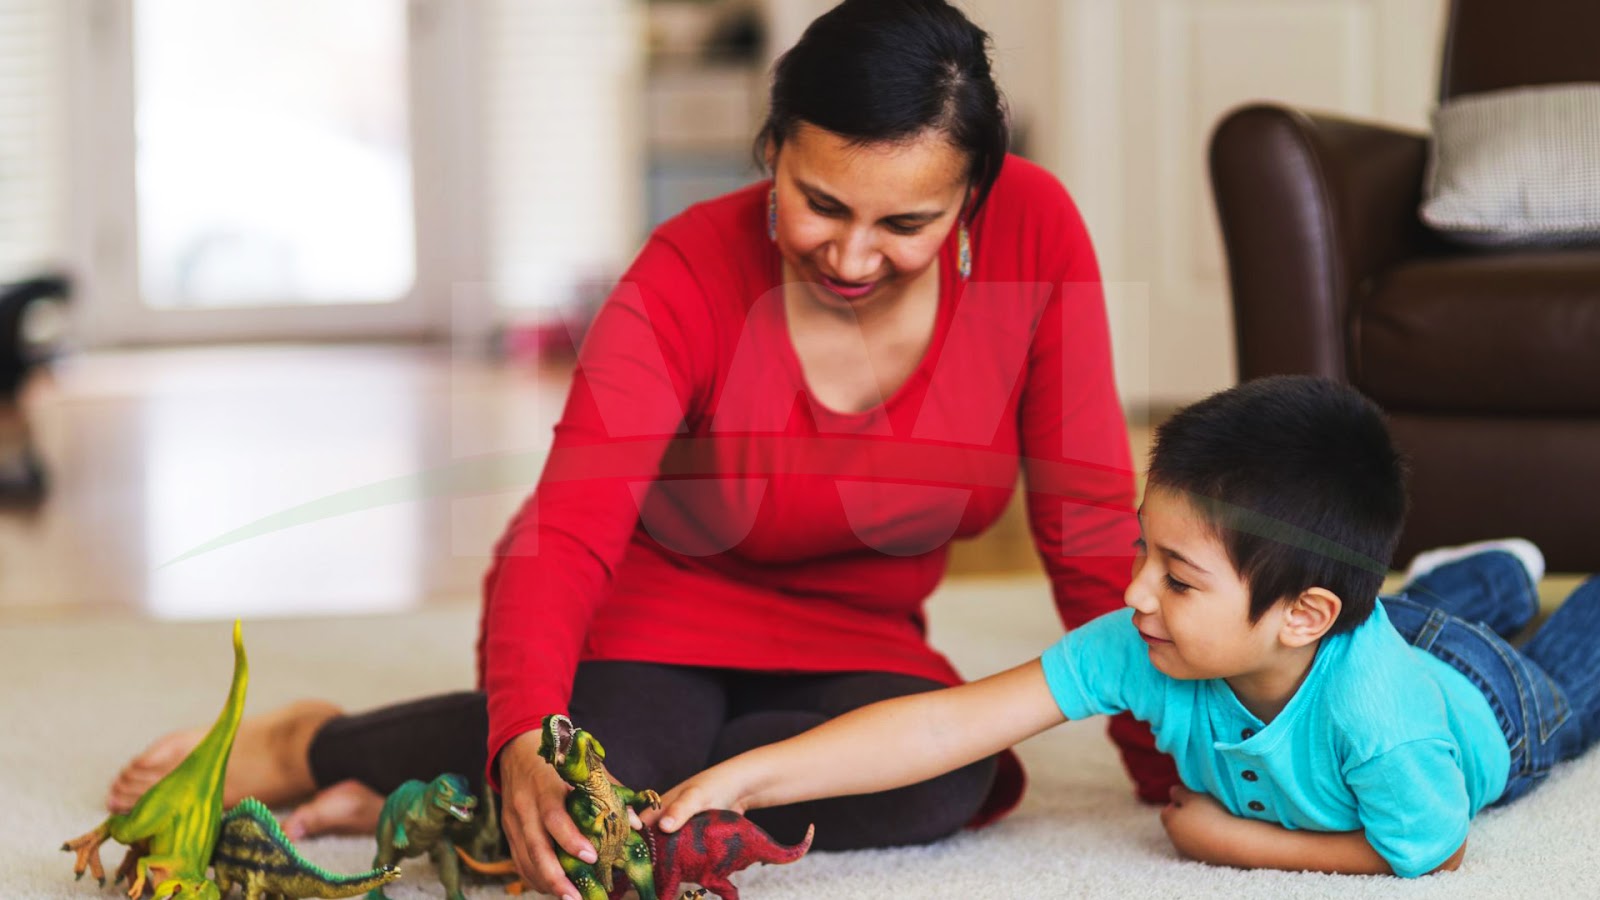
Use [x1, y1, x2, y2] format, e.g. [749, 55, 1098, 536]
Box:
[646, 768, 750, 834]
[1160, 785, 1240, 865]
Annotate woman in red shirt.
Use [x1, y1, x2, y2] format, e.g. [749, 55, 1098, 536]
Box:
[109, 1, 1176, 895]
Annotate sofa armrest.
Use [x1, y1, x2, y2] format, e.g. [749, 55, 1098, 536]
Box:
[1209, 104, 1439, 382]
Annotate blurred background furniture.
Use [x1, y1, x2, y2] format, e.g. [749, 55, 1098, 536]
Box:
[1209, 0, 1600, 572]
[0, 272, 70, 503]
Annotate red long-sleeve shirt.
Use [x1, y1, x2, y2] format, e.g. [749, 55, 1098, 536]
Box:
[480, 155, 1145, 819]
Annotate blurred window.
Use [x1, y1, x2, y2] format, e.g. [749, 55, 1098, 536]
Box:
[134, 0, 415, 308]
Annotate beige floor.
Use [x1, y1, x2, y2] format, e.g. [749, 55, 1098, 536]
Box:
[0, 343, 567, 622]
[0, 342, 1106, 624]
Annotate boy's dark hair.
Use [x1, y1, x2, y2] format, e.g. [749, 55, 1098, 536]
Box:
[1147, 376, 1408, 634]
[757, 0, 1009, 216]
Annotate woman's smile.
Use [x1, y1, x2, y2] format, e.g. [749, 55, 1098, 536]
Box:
[818, 272, 880, 300]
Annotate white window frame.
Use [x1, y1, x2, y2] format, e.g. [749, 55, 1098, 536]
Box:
[62, 0, 490, 347]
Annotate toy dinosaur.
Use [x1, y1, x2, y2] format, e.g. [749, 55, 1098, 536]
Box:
[447, 781, 503, 879]
[368, 773, 478, 900]
[62, 620, 248, 900]
[538, 713, 660, 900]
[638, 810, 812, 900]
[457, 809, 813, 900]
[211, 797, 401, 899]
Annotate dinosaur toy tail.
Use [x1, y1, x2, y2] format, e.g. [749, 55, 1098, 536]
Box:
[768, 823, 814, 864]
[307, 866, 401, 898]
[455, 846, 518, 877]
[455, 848, 529, 895]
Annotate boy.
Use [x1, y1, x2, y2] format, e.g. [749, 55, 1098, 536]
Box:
[649, 375, 1600, 877]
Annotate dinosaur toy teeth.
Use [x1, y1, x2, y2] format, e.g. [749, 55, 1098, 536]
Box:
[448, 804, 473, 822]
[539, 713, 578, 767]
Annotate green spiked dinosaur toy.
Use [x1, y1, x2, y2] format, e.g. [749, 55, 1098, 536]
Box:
[62, 620, 249, 900]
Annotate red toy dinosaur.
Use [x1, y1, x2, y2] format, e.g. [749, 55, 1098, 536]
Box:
[457, 809, 813, 900]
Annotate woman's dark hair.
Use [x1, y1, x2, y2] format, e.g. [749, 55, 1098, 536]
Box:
[756, 0, 1010, 216]
[1147, 376, 1410, 635]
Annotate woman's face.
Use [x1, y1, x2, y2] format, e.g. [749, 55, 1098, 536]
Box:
[770, 122, 971, 313]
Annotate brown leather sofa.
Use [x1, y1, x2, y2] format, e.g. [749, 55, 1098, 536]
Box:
[1208, 0, 1600, 572]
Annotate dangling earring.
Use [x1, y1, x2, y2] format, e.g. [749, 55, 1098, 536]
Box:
[957, 222, 972, 279]
[767, 188, 778, 242]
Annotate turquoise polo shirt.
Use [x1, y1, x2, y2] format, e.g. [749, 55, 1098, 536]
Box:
[1041, 602, 1510, 878]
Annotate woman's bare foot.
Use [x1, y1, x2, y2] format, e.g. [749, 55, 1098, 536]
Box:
[282, 779, 386, 840]
[106, 699, 342, 813]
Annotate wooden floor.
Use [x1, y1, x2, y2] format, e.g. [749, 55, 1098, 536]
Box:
[1, 343, 1129, 624]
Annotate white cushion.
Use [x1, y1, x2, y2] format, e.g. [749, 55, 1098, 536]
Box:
[1421, 83, 1600, 246]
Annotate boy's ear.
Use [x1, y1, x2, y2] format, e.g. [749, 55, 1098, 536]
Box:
[1279, 587, 1341, 648]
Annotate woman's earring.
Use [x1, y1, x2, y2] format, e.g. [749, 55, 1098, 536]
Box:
[958, 223, 972, 279]
[767, 188, 778, 242]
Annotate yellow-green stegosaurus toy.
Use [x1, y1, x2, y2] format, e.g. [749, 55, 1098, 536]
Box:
[62, 620, 248, 900]
[213, 797, 401, 899]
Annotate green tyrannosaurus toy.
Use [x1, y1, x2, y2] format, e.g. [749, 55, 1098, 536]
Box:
[212, 797, 401, 900]
[538, 713, 661, 900]
[367, 773, 478, 900]
[447, 782, 504, 881]
[62, 620, 249, 900]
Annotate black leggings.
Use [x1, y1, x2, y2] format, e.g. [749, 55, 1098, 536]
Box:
[307, 662, 999, 851]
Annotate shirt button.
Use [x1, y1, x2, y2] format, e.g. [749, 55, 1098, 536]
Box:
[1241, 728, 1256, 740]
[1248, 800, 1265, 812]
[1242, 770, 1259, 782]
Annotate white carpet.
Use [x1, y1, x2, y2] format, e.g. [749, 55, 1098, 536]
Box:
[6, 579, 1600, 899]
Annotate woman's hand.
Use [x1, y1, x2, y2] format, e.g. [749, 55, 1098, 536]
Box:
[497, 730, 598, 900]
[1159, 785, 1243, 866]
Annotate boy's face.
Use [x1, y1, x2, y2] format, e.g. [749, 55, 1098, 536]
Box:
[1125, 486, 1287, 680]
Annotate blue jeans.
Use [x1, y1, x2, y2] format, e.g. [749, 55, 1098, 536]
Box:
[1385, 550, 1600, 805]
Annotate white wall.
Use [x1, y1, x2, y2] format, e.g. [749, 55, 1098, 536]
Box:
[1055, 0, 1449, 409]
[483, 0, 646, 313]
[0, 0, 68, 280]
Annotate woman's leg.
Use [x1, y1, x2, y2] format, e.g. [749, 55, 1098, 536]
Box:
[308, 692, 489, 796]
[307, 662, 731, 798]
[709, 672, 999, 851]
[565, 661, 730, 791]
[291, 661, 730, 838]
[1396, 541, 1543, 638]
[108, 699, 341, 814]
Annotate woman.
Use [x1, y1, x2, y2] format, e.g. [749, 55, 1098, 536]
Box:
[109, 1, 1176, 896]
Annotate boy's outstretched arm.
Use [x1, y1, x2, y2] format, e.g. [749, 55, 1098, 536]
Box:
[1161, 787, 1466, 876]
[651, 659, 1067, 831]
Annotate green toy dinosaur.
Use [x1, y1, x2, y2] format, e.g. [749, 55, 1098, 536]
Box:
[62, 620, 249, 900]
[368, 773, 478, 900]
[538, 713, 660, 900]
[212, 797, 401, 900]
[448, 783, 504, 882]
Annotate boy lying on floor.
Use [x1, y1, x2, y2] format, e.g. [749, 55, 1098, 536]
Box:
[651, 375, 1600, 877]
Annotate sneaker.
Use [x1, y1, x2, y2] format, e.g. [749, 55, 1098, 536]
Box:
[1404, 538, 1545, 588]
